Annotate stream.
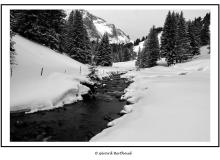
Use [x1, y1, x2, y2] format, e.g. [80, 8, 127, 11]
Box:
[10, 73, 131, 141]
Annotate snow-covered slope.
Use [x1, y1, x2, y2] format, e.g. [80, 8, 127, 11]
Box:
[133, 31, 162, 53]
[133, 41, 145, 53]
[11, 35, 91, 113]
[91, 46, 210, 142]
[66, 9, 131, 44]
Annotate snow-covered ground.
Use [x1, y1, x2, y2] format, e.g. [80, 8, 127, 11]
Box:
[11, 35, 91, 113]
[91, 46, 210, 142]
[96, 60, 136, 79]
[11, 35, 210, 141]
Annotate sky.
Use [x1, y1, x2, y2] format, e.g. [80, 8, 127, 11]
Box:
[87, 9, 209, 40]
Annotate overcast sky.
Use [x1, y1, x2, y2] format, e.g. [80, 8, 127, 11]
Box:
[87, 9, 209, 40]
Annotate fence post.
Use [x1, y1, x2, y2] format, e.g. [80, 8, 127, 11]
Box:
[41, 67, 44, 76]
[11, 68, 12, 78]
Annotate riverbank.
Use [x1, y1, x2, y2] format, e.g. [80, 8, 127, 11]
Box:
[10, 73, 131, 141]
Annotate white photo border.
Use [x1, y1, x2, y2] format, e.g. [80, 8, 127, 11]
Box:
[1, 4, 219, 147]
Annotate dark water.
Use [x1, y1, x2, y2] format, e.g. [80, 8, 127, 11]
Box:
[10, 74, 131, 141]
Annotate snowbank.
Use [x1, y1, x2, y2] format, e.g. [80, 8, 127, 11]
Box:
[11, 35, 91, 113]
[91, 46, 210, 142]
[96, 60, 136, 79]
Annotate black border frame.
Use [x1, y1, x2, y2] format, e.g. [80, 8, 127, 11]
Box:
[1, 3, 219, 147]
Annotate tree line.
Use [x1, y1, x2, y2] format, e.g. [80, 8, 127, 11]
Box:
[133, 27, 162, 46]
[111, 42, 136, 62]
[136, 11, 210, 68]
[10, 9, 135, 67]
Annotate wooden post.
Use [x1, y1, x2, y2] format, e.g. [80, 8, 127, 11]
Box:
[11, 68, 12, 78]
[41, 67, 43, 76]
[80, 66, 81, 74]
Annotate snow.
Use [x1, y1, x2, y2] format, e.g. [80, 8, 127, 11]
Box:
[11, 35, 91, 113]
[66, 9, 131, 44]
[118, 35, 129, 42]
[158, 31, 162, 45]
[109, 35, 131, 44]
[91, 45, 210, 142]
[93, 19, 131, 44]
[93, 20, 112, 35]
[11, 34, 211, 141]
[109, 36, 130, 44]
[113, 60, 136, 68]
[96, 60, 136, 79]
[133, 41, 145, 53]
[133, 31, 162, 54]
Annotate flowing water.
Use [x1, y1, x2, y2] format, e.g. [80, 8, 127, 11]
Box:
[10, 73, 131, 141]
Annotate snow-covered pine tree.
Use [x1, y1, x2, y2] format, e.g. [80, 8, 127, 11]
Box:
[65, 10, 91, 64]
[46, 10, 66, 51]
[141, 26, 160, 68]
[192, 17, 203, 46]
[187, 21, 200, 56]
[174, 12, 193, 63]
[11, 10, 66, 52]
[160, 11, 178, 66]
[95, 33, 112, 66]
[200, 13, 210, 46]
[62, 10, 74, 54]
[135, 47, 142, 67]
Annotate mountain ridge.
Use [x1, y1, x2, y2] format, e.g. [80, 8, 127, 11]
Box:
[66, 9, 132, 44]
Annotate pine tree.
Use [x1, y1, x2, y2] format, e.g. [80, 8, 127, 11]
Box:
[10, 11, 16, 67]
[134, 38, 141, 46]
[62, 11, 74, 54]
[118, 44, 124, 62]
[123, 48, 131, 61]
[135, 47, 142, 67]
[95, 33, 112, 66]
[11, 10, 66, 52]
[123, 42, 133, 61]
[192, 17, 203, 46]
[174, 12, 193, 63]
[160, 11, 178, 66]
[90, 39, 99, 65]
[64, 10, 91, 64]
[200, 13, 210, 46]
[141, 26, 160, 68]
[187, 21, 200, 56]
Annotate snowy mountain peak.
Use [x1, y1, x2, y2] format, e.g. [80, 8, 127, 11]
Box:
[66, 9, 132, 44]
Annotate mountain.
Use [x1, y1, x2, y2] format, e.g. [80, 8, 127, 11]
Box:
[66, 9, 132, 44]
